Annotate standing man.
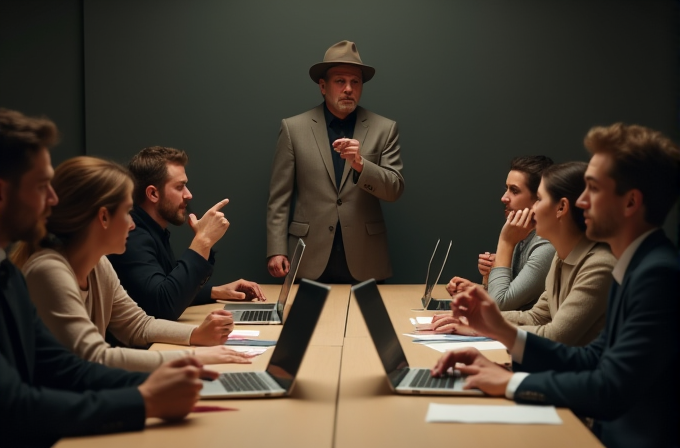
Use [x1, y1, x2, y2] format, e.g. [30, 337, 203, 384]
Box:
[0, 109, 216, 446]
[431, 123, 679, 448]
[109, 146, 265, 321]
[267, 40, 405, 283]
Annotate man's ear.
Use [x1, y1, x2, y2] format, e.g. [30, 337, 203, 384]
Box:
[623, 189, 643, 218]
[145, 185, 160, 204]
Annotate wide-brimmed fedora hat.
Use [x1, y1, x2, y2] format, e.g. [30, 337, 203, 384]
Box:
[309, 40, 375, 83]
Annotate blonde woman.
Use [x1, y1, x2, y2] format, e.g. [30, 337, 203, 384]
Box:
[14, 156, 253, 371]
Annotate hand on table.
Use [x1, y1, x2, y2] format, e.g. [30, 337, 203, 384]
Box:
[190, 310, 234, 345]
[450, 285, 517, 348]
[193, 346, 257, 365]
[446, 276, 475, 296]
[431, 347, 512, 396]
[139, 357, 218, 420]
[213, 279, 266, 302]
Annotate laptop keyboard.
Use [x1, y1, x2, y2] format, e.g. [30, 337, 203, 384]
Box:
[408, 369, 459, 389]
[219, 372, 272, 392]
[241, 310, 274, 321]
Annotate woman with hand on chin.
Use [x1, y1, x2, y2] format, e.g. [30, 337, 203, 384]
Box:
[13, 156, 254, 372]
[434, 162, 616, 346]
[447, 157, 556, 312]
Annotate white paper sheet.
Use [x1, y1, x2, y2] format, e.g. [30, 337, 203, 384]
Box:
[409, 316, 434, 325]
[426, 403, 563, 425]
[403, 334, 492, 341]
[424, 341, 507, 352]
[229, 330, 260, 337]
[228, 346, 268, 356]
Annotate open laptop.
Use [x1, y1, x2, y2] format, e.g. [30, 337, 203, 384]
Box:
[202, 278, 330, 398]
[352, 279, 482, 396]
[420, 239, 453, 310]
[224, 238, 305, 324]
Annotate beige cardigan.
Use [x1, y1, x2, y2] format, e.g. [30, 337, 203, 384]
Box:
[502, 237, 616, 346]
[23, 249, 197, 371]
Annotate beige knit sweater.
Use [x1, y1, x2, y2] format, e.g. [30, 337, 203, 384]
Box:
[502, 237, 616, 346]
[23, 249, 197, 372]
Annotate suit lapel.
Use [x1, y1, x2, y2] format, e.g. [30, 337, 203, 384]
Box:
[606, 278, 625, 341]
[309, 105, 337, 190]
[339, 108, 369, 192]
[606, 230, 664, 342]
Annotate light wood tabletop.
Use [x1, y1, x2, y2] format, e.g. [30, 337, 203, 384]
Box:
[56, 283, 603, 448]
[335, 284, 603, 448]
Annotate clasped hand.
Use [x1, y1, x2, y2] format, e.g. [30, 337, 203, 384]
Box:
[190, 309, 234, 345]
[333, 138, 362, 165]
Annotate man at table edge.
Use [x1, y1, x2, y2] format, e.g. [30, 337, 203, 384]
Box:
[432, 122, 679, 448]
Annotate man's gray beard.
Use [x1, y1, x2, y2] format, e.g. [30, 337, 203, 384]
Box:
[337, 102, 356, 113]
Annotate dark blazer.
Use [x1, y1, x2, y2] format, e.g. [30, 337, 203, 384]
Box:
[108, 205, 214, 320]
[0, 258, 148, 447]
[266, 104, 405, 281]
[513, 230, 679, 448]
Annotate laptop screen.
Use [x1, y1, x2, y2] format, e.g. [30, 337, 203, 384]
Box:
[352, 279, 410, 389]
[422, 239, 452, 308]
[266, 279, 329, 390]
[276, 239, 306, 318]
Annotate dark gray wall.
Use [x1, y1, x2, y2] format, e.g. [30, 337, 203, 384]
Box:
[0, 0, 84, 165]
[3, 1, 679, 285]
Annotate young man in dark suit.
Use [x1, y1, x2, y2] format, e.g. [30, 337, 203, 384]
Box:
[0, 109, 217, 447]
[431, 123, 679, 448]
[109, 146, 265, 321]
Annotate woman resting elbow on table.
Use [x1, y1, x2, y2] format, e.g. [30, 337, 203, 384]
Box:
[434, 162, 615, 346]
[12, 156, 253, 372]
[446, 156, 556, 312]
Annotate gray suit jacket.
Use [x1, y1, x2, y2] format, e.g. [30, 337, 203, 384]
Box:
[267, 104, 404, 281]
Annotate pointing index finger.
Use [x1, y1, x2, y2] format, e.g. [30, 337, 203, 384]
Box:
[212, 198, 230, 211]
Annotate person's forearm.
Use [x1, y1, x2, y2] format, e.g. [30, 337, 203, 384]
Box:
[489, 319, 518, 349]
[494, 239, 515, 268]
[188, 237, 211, 260]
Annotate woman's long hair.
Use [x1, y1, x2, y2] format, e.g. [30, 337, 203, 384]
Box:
[540, 161, 588, 232]
[11, 156, 132, 268]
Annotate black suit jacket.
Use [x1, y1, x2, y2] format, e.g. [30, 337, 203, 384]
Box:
[108, 205, 214, 320]
[513, 230, 679, 448]
[0, 258, 148, 447]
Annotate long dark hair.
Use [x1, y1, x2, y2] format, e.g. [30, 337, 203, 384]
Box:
[541, 161, 588, 232]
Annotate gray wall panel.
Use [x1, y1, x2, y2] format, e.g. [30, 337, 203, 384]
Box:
[81, 0, 678, 284]
[0, 0, 84, 164]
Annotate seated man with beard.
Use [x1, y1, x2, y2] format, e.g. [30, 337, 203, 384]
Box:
[109, 146, 265, 320]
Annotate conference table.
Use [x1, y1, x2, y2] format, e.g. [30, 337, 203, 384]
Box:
[56, 284, 603, 448]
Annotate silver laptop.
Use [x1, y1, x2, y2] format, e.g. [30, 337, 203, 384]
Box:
[421, 239, 452, 310]
[352, 279, 482, 396]
[202, 279, 330, 398]
[224, 239, 305, 324]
